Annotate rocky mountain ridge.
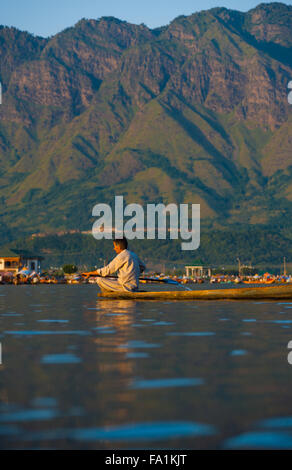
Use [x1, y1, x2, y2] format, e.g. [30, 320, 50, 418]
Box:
[0, 3, 291, 244]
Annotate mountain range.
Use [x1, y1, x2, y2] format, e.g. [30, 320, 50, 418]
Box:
[0, 2, 292, 255]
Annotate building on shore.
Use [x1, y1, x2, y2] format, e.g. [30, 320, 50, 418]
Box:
[185, 265, 212, 278]
[0, 249, 43, 274]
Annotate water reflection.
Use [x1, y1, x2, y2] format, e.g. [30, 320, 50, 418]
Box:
[41, 353, 81, 364]
[0, 408, 58, 422]
[126, 353, 149, 359]
[224, 431, 292, 449]
[21, 420, 216, 443]
[230, 349, 247, 356]
[1, 286, 292, 449]
[129, 378, 204, 389]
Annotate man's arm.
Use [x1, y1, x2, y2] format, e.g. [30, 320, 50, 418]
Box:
[82, 255, 125, 279]
[96, 253, 126, 277]
[138, 258, 146, 274]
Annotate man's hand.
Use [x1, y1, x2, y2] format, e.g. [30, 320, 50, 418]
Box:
[81, 270, 100, 279]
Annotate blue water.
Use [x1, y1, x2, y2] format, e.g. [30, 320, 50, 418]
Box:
[0, 284, 292, 449]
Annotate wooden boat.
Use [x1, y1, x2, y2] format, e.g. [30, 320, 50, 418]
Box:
[243, 280, 257, 284]
[243, 279, 275, 285]
[98, 284, 292, 300]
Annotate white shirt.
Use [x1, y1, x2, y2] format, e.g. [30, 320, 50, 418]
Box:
[96, 249, 146, 290]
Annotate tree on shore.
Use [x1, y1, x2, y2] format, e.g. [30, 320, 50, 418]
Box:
[63, 264, 78, 274]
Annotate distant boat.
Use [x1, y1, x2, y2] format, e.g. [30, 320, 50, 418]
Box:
[243, 279, 275, 285]
[243, 280, 261, 284]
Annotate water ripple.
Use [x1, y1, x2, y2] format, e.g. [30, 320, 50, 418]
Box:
[0, 409, 58, 423]
[268, 320, 292, 324]
[259, 417, 292, 429]
[0, 425, 20, 436]
[4, 330, 89, 336]
[41, 354, 81, 364]
[129, 377, 204, 389]
[119, 341, 160, 349]
[23, 421, 216, 442]
[230, 350, 247, 356]
[37, 320, 69, 323]
[167, 332, 215, 337]
[1, 313, 23, 317]
[126, 353, 149, 359]
[31, 397, 57, 408]
[71, 421, 215, 441]
[224, 431, 292, 449]
[92, 327, 116, 334]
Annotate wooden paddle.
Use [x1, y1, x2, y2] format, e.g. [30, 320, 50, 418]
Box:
[81, 272, 179, 285]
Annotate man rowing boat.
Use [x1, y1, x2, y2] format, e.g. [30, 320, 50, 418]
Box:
[83, 237, 146, 292]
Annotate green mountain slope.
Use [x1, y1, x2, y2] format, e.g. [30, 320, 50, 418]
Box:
[0, 3, 292, 248]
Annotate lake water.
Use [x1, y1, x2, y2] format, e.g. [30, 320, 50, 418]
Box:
[1, 284, 292, 449]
